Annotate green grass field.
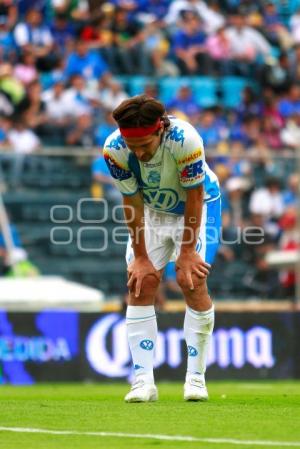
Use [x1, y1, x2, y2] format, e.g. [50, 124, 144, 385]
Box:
[1, 382, 300, 449]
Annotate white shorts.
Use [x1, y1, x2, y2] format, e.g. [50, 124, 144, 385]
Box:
[126, 196, 221, 270]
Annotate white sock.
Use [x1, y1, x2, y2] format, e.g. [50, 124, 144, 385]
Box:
[184, 305, 214, 378]
[126, 305, 157, 383]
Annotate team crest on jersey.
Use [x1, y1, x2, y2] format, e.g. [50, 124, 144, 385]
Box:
[106, 135, 126, 151]
[147, 170, 161, 185]
[166, 126, 185, 146]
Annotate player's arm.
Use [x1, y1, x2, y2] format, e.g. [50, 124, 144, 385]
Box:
[174, 124, 211, 290]
[176, 185, 211, 290]
[123, 192, 159, 298]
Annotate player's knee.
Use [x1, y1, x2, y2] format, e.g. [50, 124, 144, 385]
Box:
[128, 273, 160, 303]
[176, 269, 207, 291]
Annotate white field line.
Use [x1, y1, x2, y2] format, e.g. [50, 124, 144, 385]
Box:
[0, 427, 299, 447]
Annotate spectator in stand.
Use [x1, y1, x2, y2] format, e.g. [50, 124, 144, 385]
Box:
[65, 112, 95, 147]
[172, 11, 209, 75]
[260, 115, 283, 150]
[260, 52, 293, 94]
[166, 84, 199, 116]
[196, 109, 225, 148]
[278, 83, 300, 118]
[229, 115, 261, 148]
[165, 0, 225, 35]
[0, 0, 17, 30]
[50, 0, 90, 23]
[91, 149, 121, 203]
[249, 176, 284, 238]
[17, 80, 49, 139]
[109, 6, 152, 75]
[206, 25, 232, 75]
[282, 173, 299, 206]
[99, 79, 128, 111]
[278, 207, 299, 298]
[143, 18, 178, 77]
[290, 8, 300, 44]
[61, 73, 93, 117]
[241, 218, 280, 299]
[64, 39, 109, 81]
[236, 86, 263, 120]
[227, 140, 252, 178]
[0, 63, 25, 116]
[50, 11, 76, 57]
[13, 51, 38, 86]
[14, 8, 56, 72]
[262, 1, 292, 50]
[281, 113, 300, 148]
[6, 116, 40, 186]
[225, 9, 272, 76]
[289, 43, 300, 81]
[223, 176, 250, 230]
[17, 0, 49, 16]
[41, 79, 72, 145]
[135, 0, 170, 24]
[262, 88, 284, 124]
[94, 111, 117, 147]
[143, 82, 159, 98]
[80, 13, 114, 50]
[0, 12, 15, 61]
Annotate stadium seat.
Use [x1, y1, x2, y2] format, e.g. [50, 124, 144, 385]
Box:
[128, 76, 152, 96]
[190, 77, 218, 108]
[158, 77, 191, 104]
[220, 77, 249, 109]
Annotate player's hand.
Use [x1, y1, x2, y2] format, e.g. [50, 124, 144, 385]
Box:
[127, 256, 160, 298]
[176, 251, 211, 291]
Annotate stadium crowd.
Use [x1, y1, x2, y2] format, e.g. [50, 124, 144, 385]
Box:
[0, 0, 299, 299]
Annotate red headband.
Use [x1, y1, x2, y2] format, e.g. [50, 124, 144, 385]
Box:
[119, 118, 161, 138]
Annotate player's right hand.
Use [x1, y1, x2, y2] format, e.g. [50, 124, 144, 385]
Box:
[127, 256, 160, 298]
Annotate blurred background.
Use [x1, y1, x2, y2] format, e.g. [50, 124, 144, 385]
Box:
[0, 0, 299, 384]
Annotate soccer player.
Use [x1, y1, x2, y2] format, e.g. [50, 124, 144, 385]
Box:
[104, 95, 221, 402]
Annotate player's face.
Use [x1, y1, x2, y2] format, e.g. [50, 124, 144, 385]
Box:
[124, 129, 163, 162]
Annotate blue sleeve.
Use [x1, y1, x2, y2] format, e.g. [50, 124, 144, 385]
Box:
[92, 157, 110, 176]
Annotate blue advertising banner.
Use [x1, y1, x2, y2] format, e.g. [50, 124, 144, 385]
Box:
[0, 311, 80, 384]
[82, 312, 296, 381]
[0, 310, 298, 384]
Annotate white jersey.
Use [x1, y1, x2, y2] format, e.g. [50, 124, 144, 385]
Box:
[103, 117, 220, 215]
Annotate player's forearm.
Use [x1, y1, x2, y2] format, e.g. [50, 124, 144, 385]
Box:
[180, 185, 204, 254]
[123, 194, 148, 259]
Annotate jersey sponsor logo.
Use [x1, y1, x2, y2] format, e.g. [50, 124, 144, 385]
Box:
[165, 126, 185, 146]
[143, 188, 179, 211]
[181, 160, 203, 180]
[105, 135, 126, 151]
[178, 149, 202, 165]
[147, 170, 161, 185]
[142, 161, 162, 168]
[104, 154, 131, 181]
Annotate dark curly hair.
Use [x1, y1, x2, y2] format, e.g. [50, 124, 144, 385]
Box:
[112, 94, 170, 130]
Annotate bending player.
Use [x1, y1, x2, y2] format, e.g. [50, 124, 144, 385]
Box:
[104, 95, 221, 402]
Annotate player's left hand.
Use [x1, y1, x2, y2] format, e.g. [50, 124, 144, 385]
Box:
[176, 251, 211, 291]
